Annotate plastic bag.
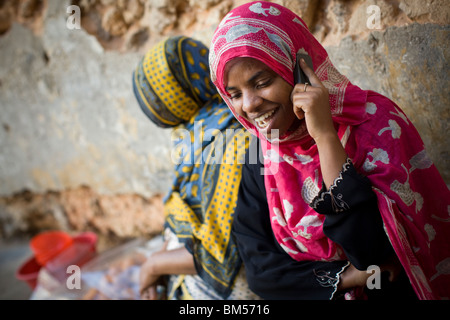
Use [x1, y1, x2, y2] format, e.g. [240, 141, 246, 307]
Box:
[80, 236, 164, 300]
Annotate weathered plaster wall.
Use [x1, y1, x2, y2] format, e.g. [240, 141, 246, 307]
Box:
[0, 0, 448, 243]
[326, 23, 449, 180]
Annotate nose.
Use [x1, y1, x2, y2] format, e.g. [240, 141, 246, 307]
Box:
[241, 90, 263, 116]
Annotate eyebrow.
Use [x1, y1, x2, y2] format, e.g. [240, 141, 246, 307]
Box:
[225, 70, 269, 92]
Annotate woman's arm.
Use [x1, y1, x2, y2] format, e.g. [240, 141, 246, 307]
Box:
[290, 62, 409, 294]
[292, 60, 397, 270]
[291, 58, 347, 189]
[139, 244, 196, 299]
[315, 133, 348, 189]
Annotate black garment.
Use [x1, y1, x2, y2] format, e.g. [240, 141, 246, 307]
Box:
[232, 141, 348, 299]
[310, 158, 417, 300]
[232, 138, 417, 300]
[310, 158, 395, 270]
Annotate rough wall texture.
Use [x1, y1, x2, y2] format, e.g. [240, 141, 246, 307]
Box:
[0, 0, 448, 244]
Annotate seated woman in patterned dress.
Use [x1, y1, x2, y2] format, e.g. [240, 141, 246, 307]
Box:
[132, 35, 259, 300]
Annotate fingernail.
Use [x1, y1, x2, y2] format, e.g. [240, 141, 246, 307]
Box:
[301, 58, 305, 64]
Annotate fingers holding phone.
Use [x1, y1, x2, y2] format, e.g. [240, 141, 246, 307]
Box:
[291, 53, 334, 142]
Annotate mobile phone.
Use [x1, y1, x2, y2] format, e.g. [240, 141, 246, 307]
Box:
[294, 52, 313, 84]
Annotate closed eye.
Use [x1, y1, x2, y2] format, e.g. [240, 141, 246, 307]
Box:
[229, 92, 241, 100]
[255, 78, 273, 89]
[225, 69, 274, 100]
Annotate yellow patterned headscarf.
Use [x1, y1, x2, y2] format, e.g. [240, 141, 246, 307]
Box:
[133, 36, 251, 298]
[133, 36, 220, 127]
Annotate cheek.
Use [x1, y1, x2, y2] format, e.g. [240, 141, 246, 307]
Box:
[271, 89, 293, 110]
[269, 80, 293, 104]
[281, 84, 294, 104]
[229, 99, 244, 117]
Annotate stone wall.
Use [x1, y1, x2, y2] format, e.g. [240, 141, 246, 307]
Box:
[0, 0, 448, 245]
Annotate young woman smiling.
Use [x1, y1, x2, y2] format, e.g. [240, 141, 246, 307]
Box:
[209, 1, 450, 300]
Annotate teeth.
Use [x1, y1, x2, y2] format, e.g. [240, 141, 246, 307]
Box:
[255, 110, 275, 122]
[255, 109, 275, 128]
[258, 120, 268, 128]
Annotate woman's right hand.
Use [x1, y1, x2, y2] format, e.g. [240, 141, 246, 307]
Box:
[139, 241, 197, 299]
[139, 241, 169, 300]
[139, 261, 164, 300]
[291, 58, 334, 145]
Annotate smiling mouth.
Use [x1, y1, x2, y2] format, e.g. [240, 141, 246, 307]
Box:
[254, 108, 278, 129]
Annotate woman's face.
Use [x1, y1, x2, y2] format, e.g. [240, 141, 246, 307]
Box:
[225, 57, 302, 139]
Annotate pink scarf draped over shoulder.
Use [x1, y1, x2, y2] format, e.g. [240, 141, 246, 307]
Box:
[209, 1, 450, 299]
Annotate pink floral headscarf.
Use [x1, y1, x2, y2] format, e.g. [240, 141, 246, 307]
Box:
[210, 1, 450, 299]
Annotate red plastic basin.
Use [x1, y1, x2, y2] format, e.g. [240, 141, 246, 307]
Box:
[30, 231, 73, 266]
[16, 232, 98, 289]
[15, 256, 41, 289]
[45, 232, 97, 282]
